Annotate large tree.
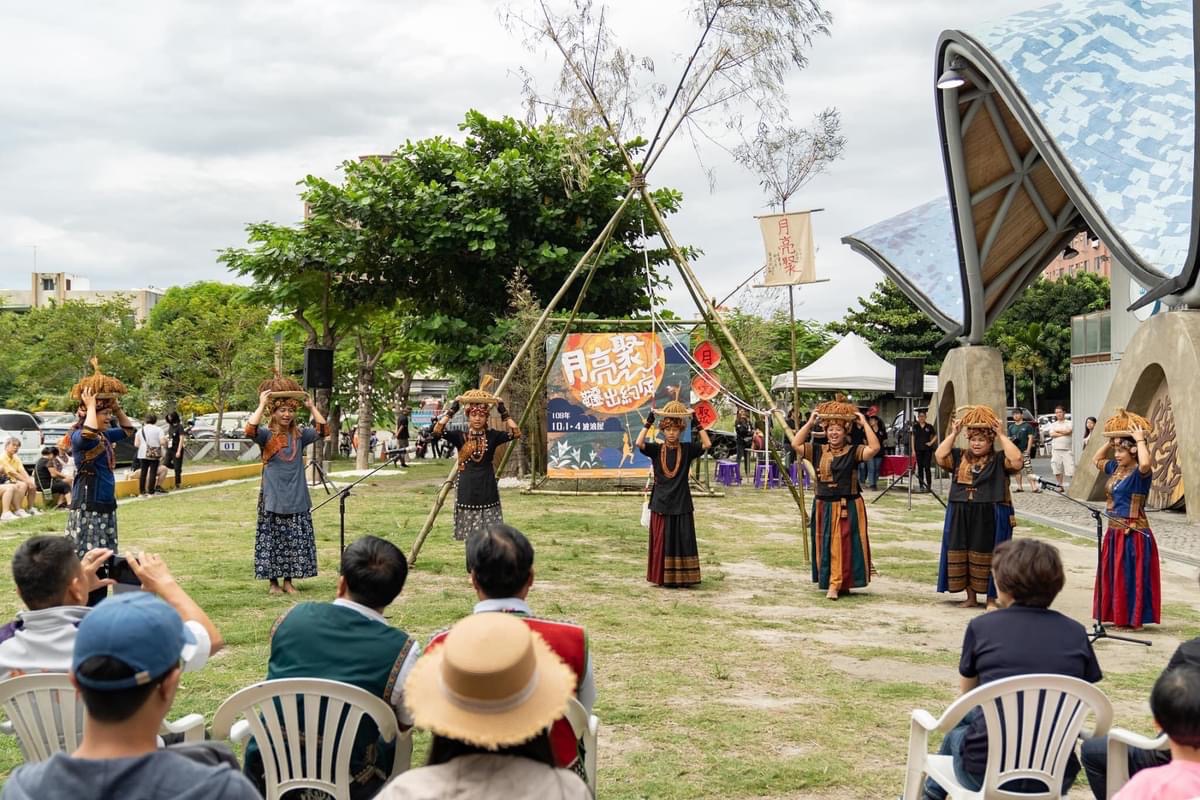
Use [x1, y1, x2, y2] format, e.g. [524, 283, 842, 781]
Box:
[829, 279, 952, 374]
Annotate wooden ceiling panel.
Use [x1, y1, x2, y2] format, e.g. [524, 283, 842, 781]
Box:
[995, 100, 1033, 160]
[962, 110, 1013, 197]
[971, 189, 1005, 248]
[980, 186, 1046, 285]
[1028, 161, 1070, 218]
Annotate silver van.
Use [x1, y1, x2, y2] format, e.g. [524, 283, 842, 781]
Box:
[0, 410, 43, 468]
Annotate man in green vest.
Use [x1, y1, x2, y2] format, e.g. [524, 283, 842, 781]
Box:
[245, 535, 417, 799]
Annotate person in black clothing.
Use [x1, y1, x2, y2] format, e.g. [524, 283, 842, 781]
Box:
[431, 378, 520, 542]
[33, 447, 71, 508]
[734, 410, 753, 474]
[923, 538, 1102, 799]
[393, 411, 409, 468]
[911, 410, 937, 491]
[161, 411, 185, 492]
[637, 399, 711, 588]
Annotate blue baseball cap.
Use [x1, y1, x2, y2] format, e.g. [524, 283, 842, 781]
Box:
[72, 593, 196, 690]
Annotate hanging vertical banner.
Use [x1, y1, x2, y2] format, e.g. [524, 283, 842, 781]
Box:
[758, 211, 817, 286]
[545, 331, 691, 478]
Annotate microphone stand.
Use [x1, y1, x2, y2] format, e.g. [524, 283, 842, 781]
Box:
[1034, 477, 1151, 647]
[312, 450, 405, 557]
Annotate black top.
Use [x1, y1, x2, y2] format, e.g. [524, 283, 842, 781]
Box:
[167, 422, 185, 453]
[958, 605, 1102, 777]
[849, 423, 866, 447]
[947, 449, 1011, 504]
[734, 420, 753, 444]
[640, 440, 705, 515]
[911, 422, 937, 452]
[802, 442, 864, 498]
[34, 457, 53, 489]
[1167, 637, 1200, 671]
[395, 416, 409, 442]
[441, 429, 514, 507]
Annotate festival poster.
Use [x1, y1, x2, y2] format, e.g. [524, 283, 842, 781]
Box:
[545, 331, 691, 478]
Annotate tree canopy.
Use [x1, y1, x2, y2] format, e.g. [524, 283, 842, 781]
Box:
[828, 279, 952, 374]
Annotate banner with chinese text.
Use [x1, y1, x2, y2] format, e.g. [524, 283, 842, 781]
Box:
[545, 331, 690, 478]
[758, 211, 817, 286]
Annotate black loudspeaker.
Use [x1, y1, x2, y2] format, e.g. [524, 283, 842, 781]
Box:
[303, 348, 334, 390]
[894, 357, 925, 399]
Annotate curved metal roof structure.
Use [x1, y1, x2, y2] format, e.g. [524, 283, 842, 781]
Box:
[843, 0, 1198, 343]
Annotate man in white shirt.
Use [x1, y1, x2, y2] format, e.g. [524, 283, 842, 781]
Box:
[1048, 405, 1075, 488]
[0, 536, 223, 679]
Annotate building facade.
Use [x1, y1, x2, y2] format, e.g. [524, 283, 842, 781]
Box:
[1042, 231, 1112, 282]
[1, 272, 164, 323]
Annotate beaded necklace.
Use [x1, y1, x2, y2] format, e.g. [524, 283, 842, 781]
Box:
[659, 441, 683, 480]
[468, 430, 488, 463]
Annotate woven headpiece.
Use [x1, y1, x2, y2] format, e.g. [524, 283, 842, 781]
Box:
[815, 394, 857, 423]
[655, 385, 691, 418]
[70, 357, 127, 408]
[1103, 408, 1151, 439]
[258, 371, 305, 410]
[457, 375, 502, 407]
[955, 405, 1000, 431]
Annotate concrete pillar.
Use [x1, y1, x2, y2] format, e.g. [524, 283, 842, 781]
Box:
[935, 345, 1006, 442]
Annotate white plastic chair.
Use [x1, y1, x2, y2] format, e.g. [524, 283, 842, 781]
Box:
[0, 672, 205, 762]
[1104, 727, 1169, 800]
[212, 677, 411, 800]
[903, 674, 1112, 800]
[564, 696, 599, 796]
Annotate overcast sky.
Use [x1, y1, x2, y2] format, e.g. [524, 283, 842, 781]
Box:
[0, 0, 1047, 322]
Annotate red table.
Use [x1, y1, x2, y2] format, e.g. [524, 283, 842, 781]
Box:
[881, 454, 913, 478]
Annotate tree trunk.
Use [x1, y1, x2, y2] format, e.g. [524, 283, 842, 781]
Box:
[355, 359, 376, 471]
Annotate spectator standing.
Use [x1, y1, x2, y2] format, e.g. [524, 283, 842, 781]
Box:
[379, 613, 590, 800]
[1048, 404, 1075, 487]
[922, 539, 1102, 799]
[1082, 416, 1097, 451]
[135, 414, 164, 497]
[911, 410, 937, 492]
[734, 410, 753, 474]
[0, 437, 41, 518]
[33, 447, 71, 508]
[162, 411, 186, 491]
[394, 410, 409, 468]
[0, 592, 256, 800]
[425, 524, 594, 771]
[1006, 409, 1039, 493]
[1112, 665, 1200, 800]
[245, 535, 417, 799]
[858, 409, 888, 490]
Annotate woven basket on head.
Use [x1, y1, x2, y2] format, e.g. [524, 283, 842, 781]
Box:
[955, 405, 1000, 430]
[70, 357, 127, 402]
[656, 399, 692, 419]
[457, 375, 502, 406]
[815, 394, 857, 422]
[1103, 408, 1152, 439]
[258, 371, 305, 400]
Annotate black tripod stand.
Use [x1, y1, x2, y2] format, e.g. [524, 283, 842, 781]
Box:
[312, 449, 405, 556]
[1035, 477, 1152, 647]
[873, 398, 945, 509]
[306, 442, 334, 495]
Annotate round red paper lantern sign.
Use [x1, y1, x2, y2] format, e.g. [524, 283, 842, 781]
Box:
[692, 400, 718, 430]
[693, 340, 721, 370]
[691, 372, 720, 400]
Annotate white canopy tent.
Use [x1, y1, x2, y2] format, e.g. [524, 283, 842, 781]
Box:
[770, 333, 938, 394]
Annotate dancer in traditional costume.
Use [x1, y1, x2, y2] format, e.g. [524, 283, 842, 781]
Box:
[792, 396, 879, 600]
[1092, 408, 1160, 629]
[432, 376, 521, 542]
[934, 406, 1023, 609]
[636, 398, 710, 587]
[245, 373, 327, 595]
[66, 359, 135, 606]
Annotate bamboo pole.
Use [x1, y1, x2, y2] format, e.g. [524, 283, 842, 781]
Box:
[408, 190, 635, 564]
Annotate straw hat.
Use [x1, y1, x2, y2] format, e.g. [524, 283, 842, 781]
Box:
[403, 612, 575, 750]
[69, 357, 128, 404]
[456, 375, 502, 407]
[654, 386, 692, 419]
[955, 405, 1000, 431]
[1103, 408, 1152, 439]
[258, 371, 306, 407]
[814, 394, 857, 423]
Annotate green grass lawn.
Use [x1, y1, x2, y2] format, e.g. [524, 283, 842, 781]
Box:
[0, 462, 1196, 798]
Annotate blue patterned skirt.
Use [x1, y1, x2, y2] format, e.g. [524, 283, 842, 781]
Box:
[66, 508, 118, 559]
[254, 495, 318, 580]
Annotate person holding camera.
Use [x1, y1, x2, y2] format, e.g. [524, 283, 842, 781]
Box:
[0, 536, 222, 680]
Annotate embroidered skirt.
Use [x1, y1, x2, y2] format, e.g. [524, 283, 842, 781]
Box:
[810, 496, 871, 592]
[1094, 519, 1161, 628]
[254, 495, 318, 580]
[937, 501, 1014, 598]
[66, 508, 118, 559]
[453, 502, 503, 542]
[647, 511, 701, 587]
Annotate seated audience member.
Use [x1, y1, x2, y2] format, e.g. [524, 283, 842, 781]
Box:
[923, 539, 1102, 799]
[1113, 664, 1200, 800]
[1082, 588, 1200, 798]
[0, 437, 40, 518]
[378, 613, 590, 800]
[245, 535, 418, 800]
[425, 523, 594, 771]
[0, 537, 222, 679]
[34, 447, 71, 508]
[0, 478, 18, 522]
[0, 592, 259, 800]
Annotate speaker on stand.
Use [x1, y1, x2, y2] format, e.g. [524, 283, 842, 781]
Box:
[302, 348, 335, 492]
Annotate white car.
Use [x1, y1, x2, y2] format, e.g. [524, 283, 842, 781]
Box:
[0, 409, 44, 467]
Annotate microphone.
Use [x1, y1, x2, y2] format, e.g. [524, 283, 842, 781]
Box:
[1036, 476, 1064, 492]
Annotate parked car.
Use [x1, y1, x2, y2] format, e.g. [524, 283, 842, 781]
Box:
[0, 409, 43, 468]
[705, 428, 736, 460]
[187, 411, 253, 440]
[36, 411, 139, 467]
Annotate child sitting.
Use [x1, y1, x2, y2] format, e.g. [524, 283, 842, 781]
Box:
[1114, 664, 1200, 799]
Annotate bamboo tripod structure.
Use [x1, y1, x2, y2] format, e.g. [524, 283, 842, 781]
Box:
[408, 30, 811, 565]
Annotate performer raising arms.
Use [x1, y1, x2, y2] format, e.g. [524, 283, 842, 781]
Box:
[431, 376, 521, 542]
[636, 397, 710, 588]
[792, 396, 879, 600]
[245, 373, 328, 595]
[934, 406, 1023, 609]
[1093, 408, 1160, 630]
